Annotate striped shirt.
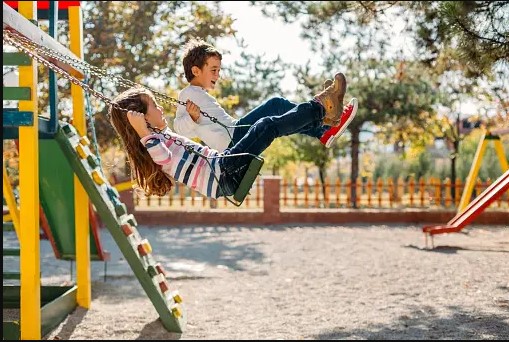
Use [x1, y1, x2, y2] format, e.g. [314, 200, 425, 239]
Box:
[140, 127, 222, 198]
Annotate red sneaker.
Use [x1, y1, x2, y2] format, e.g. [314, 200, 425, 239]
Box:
[320, 98, 358, 148]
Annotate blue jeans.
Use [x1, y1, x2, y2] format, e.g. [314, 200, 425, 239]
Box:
[230, 97, 327, 147]
[217, 99, 326, 196]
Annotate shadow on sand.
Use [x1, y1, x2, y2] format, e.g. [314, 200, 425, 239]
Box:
[404, 244, 509, 254]
[314, 306, 509, 339]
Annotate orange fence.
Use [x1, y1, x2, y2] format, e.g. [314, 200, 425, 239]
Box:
[133, 176, 509, 211]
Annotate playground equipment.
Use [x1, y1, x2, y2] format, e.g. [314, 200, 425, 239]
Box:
[423, 128, 509, 247]
[457, 128, 509, 212]
[3, 1, 185, 339]
[3, 139, 110, 262]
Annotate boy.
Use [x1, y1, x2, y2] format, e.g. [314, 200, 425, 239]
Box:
[173, 38, 358, 151]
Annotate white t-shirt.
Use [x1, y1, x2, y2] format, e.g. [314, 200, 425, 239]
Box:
[174, 85, 236, 151]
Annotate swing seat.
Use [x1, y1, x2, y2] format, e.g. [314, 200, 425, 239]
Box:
[230, 156, 264, 206]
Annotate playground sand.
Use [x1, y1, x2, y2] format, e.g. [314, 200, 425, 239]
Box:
[4, 224, 509, 340]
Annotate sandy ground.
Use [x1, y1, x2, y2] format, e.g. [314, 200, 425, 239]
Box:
[3, 223, 509, 340]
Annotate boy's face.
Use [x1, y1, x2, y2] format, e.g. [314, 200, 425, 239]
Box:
[190, 56, 221, 90]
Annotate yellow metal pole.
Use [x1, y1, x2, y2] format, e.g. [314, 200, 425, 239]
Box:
[3, 162, 21, 239]
[69, 5, 92, 309]
[493, 140, 509, 172]
[458, 133, 488, 212]
[18, 2, 41, 339]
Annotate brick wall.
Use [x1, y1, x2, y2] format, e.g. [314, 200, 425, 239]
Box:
[121, 176, 508, 227]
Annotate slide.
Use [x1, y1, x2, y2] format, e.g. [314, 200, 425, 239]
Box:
[53, 121, 185, 333]
[423, 170, 509, 236]
[6, 139, 108, 261]
[39, 138, 109, 260]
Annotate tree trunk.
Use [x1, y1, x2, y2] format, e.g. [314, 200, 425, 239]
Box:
[350, 127, 361, 208]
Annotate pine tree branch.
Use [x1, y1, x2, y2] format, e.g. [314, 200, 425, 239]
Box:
[453, 17, 507, 45]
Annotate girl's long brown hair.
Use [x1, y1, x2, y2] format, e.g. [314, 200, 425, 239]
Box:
[108, 86, 173, 197]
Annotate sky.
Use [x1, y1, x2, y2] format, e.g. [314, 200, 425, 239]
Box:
[217, 2, 318, 94]
[218, 2, 315, 66]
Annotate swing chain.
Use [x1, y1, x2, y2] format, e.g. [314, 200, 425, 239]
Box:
[147, 125, 205, 156]
[4, 30, 118, 110]
[4, 29, 230, 128]
[3, 30, 202, 153]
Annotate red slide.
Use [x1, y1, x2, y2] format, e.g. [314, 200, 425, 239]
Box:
[423, 170, 509, 236]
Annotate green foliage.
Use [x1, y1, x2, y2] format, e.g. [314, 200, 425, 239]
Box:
[262, 137, 299, 175]
[291, 135, 346, 173]
[413, 1, 509, 77]
[373, 153, 407, 181]
[373, 150, 432, 181]
[218, 44, 288, 116]
[372, 130, 509, 181]
[253, 1, 509, 77]
[407, 150, 432, 180]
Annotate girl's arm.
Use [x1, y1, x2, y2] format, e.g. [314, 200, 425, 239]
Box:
[140, 135, 173, 166]
[127, 110, 151, 138]
[127, 110, 173, 166]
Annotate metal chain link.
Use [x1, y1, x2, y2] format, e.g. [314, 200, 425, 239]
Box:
[3, 28, 245, 139]
[5, 29, 177, 105]
[3, 29, 192, 150]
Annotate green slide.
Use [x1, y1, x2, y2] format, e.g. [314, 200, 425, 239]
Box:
[39, 139, 109, 261]
[53, 121, 185, 333]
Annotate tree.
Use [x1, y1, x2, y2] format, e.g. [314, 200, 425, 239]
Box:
[345, 59, 440, 206]
[220, 39, 289, 114]
[290, 135, 347, 201]
[289, 33, 441, 207]
[411, 1, 509, 78]
[253, 1, 509, 76]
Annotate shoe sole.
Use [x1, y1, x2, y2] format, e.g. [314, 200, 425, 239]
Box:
[325, 98, 358, 148]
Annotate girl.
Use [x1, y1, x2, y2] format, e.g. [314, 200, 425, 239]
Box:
[109, 78, 348, 199]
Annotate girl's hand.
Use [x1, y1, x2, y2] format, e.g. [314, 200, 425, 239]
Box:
[186, 99, 201, 122]
[127, 110, 151, 138]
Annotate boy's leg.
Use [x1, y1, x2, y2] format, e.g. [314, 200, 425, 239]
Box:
[233, 96, 330, 146]
[224, 100, 325, 170]
[232, 97, 297, 145]
[298, 78, 334, 139]
[297, 78, 345, 139]
[303, 77, 358, 145]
